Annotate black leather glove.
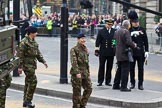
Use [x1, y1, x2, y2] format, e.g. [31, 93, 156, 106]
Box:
[94, 50, 99, 56]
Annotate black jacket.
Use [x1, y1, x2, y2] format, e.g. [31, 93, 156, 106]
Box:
[95, 27, 116, 56]
[155, 26, 162, 37]
[129, 26, 149, 56]
[21, 21, 29, 39]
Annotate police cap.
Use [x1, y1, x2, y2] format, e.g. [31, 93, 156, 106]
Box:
[105, 19, 114, 25]
[77, 33, 85, 39]
[27, 26, 37, 33]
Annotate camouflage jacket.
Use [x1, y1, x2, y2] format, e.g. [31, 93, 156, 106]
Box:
[18, 36, 46, 69]
[70, 43, 90, 78]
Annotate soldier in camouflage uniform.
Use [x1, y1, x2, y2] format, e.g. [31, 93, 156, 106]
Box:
[70, 33, 92, 108]
[18, 26, 48, 108]
[0, 74, 12, 108]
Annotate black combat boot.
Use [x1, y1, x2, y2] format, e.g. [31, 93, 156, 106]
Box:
[23, 101, 35, 108]
[80, 105, 86, 108]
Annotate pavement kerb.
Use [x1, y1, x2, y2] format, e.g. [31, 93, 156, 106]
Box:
[10, 82, 162, 108]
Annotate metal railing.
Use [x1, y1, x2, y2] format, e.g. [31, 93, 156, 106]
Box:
[37, 25, 92, 37]
[36, 25, 162, 54]
[148, 32, 162, 53]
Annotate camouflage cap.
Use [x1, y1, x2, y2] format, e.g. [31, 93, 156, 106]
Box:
[77, 33, 85, 39]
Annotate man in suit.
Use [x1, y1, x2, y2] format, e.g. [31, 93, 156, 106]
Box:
[95, 19, 116, 86]
[113, 20, 137, 92]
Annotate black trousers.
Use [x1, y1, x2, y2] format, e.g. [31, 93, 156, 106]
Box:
[48, 30, 52, 37]
[113, 61, 130, 89]
[98, 56, 114, 84]
[130, 55, 145, 86]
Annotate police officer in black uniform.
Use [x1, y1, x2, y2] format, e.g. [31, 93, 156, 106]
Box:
[95, 19, 116, 86]
[129, 17, 149, 90]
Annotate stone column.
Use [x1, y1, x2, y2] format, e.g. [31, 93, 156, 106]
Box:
[112, 2, 120, 15]
[131, 0, 135, 4]
[133, 0, 147, 15]
[146, 0, 157, 33]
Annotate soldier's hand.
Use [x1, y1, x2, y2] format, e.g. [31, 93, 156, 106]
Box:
[18, 68, 23, 74]
[44, 62, 48, 68]
[94, 50, 99, 56]
[76, 74, 81, 78]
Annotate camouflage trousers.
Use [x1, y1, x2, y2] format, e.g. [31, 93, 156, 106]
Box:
[71, 76, 92, 108]
[24, 68, 37, 102]
[0, 86, 7, 108]
[0, 74, 12, 108]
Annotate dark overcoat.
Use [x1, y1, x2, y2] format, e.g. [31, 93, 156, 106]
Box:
[114, 26, 135, 61]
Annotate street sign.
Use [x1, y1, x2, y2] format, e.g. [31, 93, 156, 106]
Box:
[33, 7, 42, 16]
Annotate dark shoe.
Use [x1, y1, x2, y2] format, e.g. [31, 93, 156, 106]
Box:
[105, 83, 112, 86]
[112, 86, 120, 90]
[120, 88, 131, 92]
[80, 105, 86, 108]
[97, 83, 102, 86]
[130, 84, 135, 89]
[23, 101, 35, 108]
[72, 104, 80, 108]
[138, 85, 144, 90]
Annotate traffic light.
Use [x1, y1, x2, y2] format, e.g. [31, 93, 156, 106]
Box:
[80, 0, 93, 9]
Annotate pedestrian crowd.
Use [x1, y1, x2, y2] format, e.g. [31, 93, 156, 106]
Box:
[27, 12, 124, 28]
[17, 12, 125, 37]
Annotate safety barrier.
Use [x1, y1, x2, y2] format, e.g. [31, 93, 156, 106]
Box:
[148, 32, 162, 54]
[37, 25, 92, 37]
[37, 27, 61, 37]
[36, 25, 162, 54]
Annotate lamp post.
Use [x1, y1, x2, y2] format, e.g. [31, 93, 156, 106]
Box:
[13, 0, 20, 77]
[60, 0, 68, 84]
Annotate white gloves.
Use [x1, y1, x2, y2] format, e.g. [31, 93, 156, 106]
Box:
[131, 31, 144, 36]
[131, 31, 140, 36]
[145, 52, 149, 58]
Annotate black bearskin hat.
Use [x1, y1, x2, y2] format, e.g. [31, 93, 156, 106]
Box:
[128, 10, 138, 22]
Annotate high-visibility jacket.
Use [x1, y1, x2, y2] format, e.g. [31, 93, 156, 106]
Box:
[72, 20, 78, 29]
[46, 20, 53, 30]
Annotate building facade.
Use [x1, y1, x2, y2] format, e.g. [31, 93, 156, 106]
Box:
[112, 0, 161, 32]
[131, 0, 160, 32]
[19, 0, 161, 33]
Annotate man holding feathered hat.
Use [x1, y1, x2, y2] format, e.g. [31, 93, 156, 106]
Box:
[128, 10, 149, 90]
